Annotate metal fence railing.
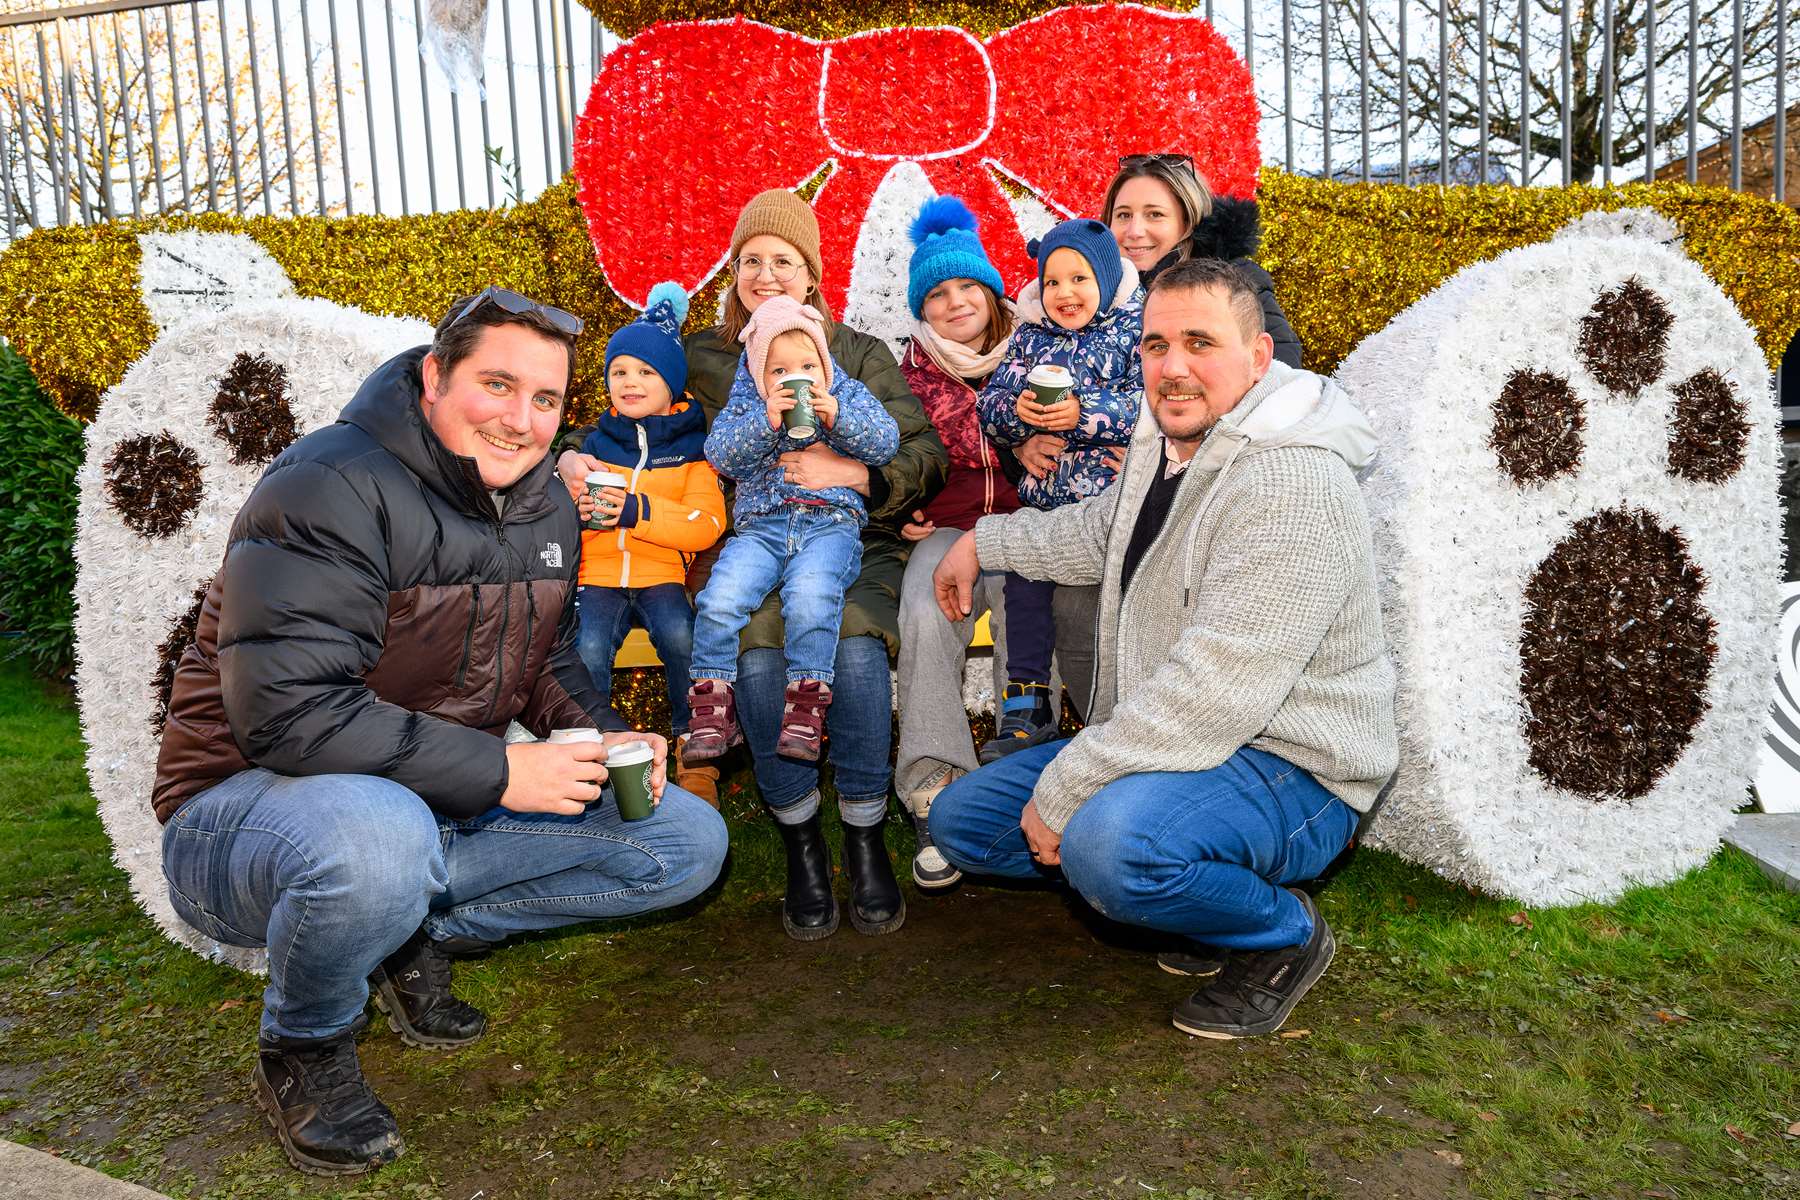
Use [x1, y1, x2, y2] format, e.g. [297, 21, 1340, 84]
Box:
[0, 0, 605, 236]
[0, 0, 1791, 247]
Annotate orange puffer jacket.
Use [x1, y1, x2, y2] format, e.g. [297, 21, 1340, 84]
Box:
[576, 399, 726, 589]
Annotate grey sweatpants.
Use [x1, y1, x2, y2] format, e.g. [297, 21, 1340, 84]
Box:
[894, 528, 1099, 812]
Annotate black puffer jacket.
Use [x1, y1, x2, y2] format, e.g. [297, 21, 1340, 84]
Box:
[153, 347, 624, 823]
[1142, 196, 1304, 369]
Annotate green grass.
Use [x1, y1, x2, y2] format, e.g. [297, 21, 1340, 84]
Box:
[1, 655, 1797, 1199]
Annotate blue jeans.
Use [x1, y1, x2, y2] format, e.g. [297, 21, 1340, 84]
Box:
[161, 767, 728, 1042]
[577, 583, 695, 735]
[737, 636, 893, 825]
[690, 507, 863, 685]
[929, 742, 1356, 950]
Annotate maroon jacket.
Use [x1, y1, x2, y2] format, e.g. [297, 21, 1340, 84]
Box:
[900, 339, 1020, 532]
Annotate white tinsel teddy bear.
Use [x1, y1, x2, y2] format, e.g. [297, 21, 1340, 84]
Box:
[1338, 208, 1780, 905]
[74, 231, 431, 969]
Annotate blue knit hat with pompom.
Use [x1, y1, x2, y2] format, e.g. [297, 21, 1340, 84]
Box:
[907, 195, 1006, 319]
[605, 281, 690, 398]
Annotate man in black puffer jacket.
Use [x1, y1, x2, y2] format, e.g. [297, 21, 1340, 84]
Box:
[154, 290, 728, 1177]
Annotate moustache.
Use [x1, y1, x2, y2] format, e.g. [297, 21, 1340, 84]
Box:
[1156, 383, 1205, 398]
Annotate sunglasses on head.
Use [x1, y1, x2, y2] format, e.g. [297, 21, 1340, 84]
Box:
[449, 286, 585, 336]
[1118, 152, 1197, 173]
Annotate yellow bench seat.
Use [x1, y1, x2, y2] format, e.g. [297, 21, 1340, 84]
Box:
[611, 612, 995, 668]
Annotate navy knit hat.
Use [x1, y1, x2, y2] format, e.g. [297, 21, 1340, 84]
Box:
[1028, 218, 1125, 316]
[605, 281, 690, 398]
[907, 195, 1006, 319]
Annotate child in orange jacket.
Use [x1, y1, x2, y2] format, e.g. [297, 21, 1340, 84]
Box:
[573, 283, 727, 796]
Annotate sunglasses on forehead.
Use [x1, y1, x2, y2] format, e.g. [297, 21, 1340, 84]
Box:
[449, 286, 585, 336]
[1118, 152, 1197, 173]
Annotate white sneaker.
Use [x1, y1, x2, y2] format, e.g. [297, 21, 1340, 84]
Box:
[908, 767, 964, 889]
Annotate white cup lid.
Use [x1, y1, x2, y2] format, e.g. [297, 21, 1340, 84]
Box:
[605, 738, 654, 764]
[547, 727, 605, 744]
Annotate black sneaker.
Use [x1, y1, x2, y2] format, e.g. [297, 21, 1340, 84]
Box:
[253, 1019, 403, 1176]
[978, 682, 1057, 764]
[1155, 940, 1227, 978]
[1170, 888, 1335, 1039]
[369, 927, 488, 1049]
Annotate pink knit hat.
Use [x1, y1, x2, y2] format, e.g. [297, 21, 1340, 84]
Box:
[739, 295, 834, 398]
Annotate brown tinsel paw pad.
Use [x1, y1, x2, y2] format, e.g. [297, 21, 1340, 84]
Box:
[1518, 508, 1717, 800]
[1577, 277, 1674, 397]
[103, 432, 204, 538]
[207, 352, 298, 465]
[150, 580, 213, 735]
[1666, 369, 1749, 485]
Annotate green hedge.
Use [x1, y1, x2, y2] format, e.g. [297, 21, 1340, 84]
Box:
[0, 346, 80, 676]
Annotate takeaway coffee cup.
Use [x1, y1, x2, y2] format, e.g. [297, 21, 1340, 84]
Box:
[1025, 363, 1073, 411]
[584, 469, 629, 530]
[547, 728, 607, 807]
[778, 373, 817, 439]
[604, 739, 657, 821]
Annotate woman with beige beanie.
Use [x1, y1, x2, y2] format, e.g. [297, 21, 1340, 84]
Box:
[562, 188, 948, 941]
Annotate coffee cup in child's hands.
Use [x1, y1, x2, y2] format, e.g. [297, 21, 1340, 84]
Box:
[1025, 363, 1073, 410]
[779, 374, 818, 439]
[584, 470, 629, 529]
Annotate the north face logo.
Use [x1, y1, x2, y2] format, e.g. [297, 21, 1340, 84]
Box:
[540, 543, 563, 569]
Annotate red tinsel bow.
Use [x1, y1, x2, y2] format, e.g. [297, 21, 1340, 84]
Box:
[575, 4, 1261, 311]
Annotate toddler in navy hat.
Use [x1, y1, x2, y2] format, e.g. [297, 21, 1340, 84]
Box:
[972, 217, 1145, 762]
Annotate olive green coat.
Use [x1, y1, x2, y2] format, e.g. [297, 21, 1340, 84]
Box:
[565, 322, 947, 658]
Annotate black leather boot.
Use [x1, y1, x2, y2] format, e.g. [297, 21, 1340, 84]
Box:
[368, 927, 488, 1049]
[776, 811, 839, 941]
[253, 1017, 403, 1176]
[843, 816, 906, 936]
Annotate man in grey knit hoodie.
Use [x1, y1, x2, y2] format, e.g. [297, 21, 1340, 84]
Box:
[930, 258, 1397, 1039]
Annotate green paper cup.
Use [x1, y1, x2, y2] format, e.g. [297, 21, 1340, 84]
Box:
[605, 739, 656, 821]
[779, 373, 817, 439]
[1025, 363, 1073, 410]
[584, 470, 628, 530]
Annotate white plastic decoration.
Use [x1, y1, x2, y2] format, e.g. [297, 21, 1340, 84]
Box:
[76, 234, 430, 969]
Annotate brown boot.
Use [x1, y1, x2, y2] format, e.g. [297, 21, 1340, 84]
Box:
[675, 735, 720, 808]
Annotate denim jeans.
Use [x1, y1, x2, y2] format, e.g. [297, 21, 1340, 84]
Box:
[161, 767, 728, 1042]
[690, 507, 863, 685]
[577, 583, 695, 735]
[929, 742, 1356, 950]
[736, 636, 893, 826]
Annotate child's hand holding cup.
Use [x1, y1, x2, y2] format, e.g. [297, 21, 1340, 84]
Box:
[1020, 364, 1077, 431]
[584, 470, 630, 529]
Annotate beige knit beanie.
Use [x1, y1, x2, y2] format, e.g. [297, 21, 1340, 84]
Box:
[730, 189, 823, 287]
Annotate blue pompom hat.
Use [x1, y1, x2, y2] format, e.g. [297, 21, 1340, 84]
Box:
[605, 281, 690, 398]
[1028, 218, 1125, 316]
[907, 195, 1007, 319]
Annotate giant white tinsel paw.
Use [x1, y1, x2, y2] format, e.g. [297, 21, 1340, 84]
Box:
[75, 234, 430, 970]
[1339, 210, 1780, 904]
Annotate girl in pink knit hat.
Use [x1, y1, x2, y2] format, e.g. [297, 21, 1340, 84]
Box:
[687, 296, 900, 762]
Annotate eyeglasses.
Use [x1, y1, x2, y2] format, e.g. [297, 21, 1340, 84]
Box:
[734, 254, 806, 283]
[1118, 152, 1197, 174]
[448, 286, 584, 336]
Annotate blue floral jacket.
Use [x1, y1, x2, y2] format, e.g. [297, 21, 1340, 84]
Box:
[704, 356, 900, 528]
[977, 271, 1144, 510]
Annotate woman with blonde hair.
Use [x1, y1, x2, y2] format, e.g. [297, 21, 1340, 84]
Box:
[1103, 153, 1301, 366]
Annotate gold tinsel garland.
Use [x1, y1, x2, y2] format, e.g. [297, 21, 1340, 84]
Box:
[1258, 172, 1800, 377]
[7, 169, 1796, 426]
